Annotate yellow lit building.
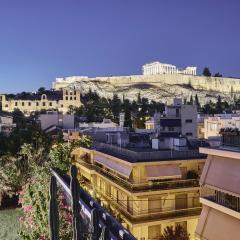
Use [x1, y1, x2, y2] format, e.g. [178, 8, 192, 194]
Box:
[0, 88, 81, 115]
[72, 143, 206, 240]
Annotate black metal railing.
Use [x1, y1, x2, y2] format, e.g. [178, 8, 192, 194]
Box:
[49, 165, 136, 240]
[204, 193, 240, 213]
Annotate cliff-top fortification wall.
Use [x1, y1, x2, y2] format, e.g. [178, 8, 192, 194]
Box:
[53, 74, 240, 104]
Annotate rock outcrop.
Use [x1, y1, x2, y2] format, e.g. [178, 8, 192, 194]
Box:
[53, 74, 240, 104]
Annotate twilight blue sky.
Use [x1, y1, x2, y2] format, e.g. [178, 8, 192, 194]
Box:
[0, 0, 240, 93]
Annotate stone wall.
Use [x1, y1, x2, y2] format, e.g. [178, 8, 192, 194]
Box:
[53, 74, 240, 104]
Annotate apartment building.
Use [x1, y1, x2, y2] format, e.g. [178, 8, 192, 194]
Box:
[0, 88, 81, 115]
[203, 114, 240, 139]
[195, 129, 240, 239]
[145, 98, 197, 139]
[72, 142, 206, 240]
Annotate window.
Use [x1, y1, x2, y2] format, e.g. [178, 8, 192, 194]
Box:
[36, 102, 39, 106]
[185, 119, 192, 123]
[70, 97, 72, 100]
[42, 95, 46, 100]
[28, 102, 31, 106]
[5, 104, 8, 107]
[65, 97, 68, 100]
[61, 104, 63, 108]
[42, 102, 46, 106]
[65, 90, 68, 95]
[15, 102, 18, 106]
[168, 127, 174, 131]
[22, 102, 25, 106]
[49, 102, 52, 107]
[70, 91, 72, 95]
[186, 132, 193, 136]
[74, 90, 76, 95]
[74, 97, 76, 100]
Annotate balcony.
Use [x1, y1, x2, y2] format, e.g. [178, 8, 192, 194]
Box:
[203, 191, 240, 213]
[76, 160, 199, 193]
[92, 185, 201, 224]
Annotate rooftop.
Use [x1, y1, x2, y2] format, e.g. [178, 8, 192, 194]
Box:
[5, 90, 63, 101]
[94, 142, 206, 163]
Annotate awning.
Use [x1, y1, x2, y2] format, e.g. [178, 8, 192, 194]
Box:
[200, 155, 240, 196]
[145, 164, 181, 180]
[94, 155, 132, 178]
[196, 206, 240, 240]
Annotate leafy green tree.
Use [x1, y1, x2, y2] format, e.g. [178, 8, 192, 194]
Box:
[73, 135, 93, 149]
[203, 67, 211, 77]
[37, 87, 46, 93]
[110, 94, 122, 122]
[202, 100, 216, 114]
[49, 142, 72, 172]
[122, 99, 132, 128]
[160, 225, 190, 240]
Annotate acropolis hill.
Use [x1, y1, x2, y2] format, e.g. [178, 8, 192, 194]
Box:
[53, 73, 240, 104]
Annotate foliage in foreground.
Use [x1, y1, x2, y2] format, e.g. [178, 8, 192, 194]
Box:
[18, 135, 92, 240]
[160, 225, 190, 240]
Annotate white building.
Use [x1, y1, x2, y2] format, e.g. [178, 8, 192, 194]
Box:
[79, 119, 118, 129]
[203, 114, 240, 139]
[145, 98, 198, 139]
[142, 61, 197, 76]
[38, 111, 75, 130]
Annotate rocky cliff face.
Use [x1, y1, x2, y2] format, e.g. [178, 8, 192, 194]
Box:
[54, 74, 240, 104]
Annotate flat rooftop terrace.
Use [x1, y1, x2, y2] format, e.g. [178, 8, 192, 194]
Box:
[94, 143, 207, 163]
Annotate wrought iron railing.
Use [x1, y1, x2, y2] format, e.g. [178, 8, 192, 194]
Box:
[49, 165, 136, 240]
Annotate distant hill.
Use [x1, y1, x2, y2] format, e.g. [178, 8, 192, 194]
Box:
[52, 74, 240, 104]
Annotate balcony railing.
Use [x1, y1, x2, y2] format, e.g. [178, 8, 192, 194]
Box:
[93, 185, 201, 223]
[204, 194, 240, 213]
[77, 160, 199, 193]
[49, 165, 136, 240]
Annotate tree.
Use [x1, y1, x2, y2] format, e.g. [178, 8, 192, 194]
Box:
[202, 100, 216, 115]
[216, 95, 223, 113]
[189, 95, 193, 105]
[110, 94, 122, 122]
[160, 225, 190, 240]
[37, 87, 46, 93]
[194, 94, 201, 111]
[122, 99, 132, 128]
[73, 135, 93, 149]
[203, 67, 211, 77]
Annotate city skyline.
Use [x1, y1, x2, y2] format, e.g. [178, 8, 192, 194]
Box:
[0, 0, 240, 93]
